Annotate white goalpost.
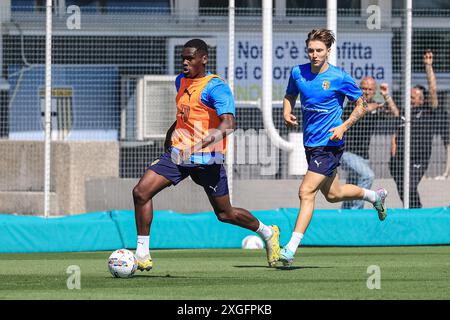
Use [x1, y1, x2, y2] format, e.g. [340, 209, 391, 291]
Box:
[44, 0, 53, 218]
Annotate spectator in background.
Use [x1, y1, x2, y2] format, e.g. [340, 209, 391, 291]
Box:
[434, 106, 450, 180]
[389, 49, 439, 208]
[341, 77, 399, 209]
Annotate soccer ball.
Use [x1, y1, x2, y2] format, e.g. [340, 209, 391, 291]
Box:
[241, 235, 264, 249]
[107, 249, 138, 278]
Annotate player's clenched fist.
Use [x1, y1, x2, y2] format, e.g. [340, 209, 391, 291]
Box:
[329, 125, 346, 141]
[379, 83, 389, 96]
[284, 113, 298, 128]
[423, 49, 433, 66]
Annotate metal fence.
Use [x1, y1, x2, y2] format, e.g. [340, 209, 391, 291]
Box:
[0, 3, 449, 214]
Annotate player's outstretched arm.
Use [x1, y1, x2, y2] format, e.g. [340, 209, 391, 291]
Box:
[329, 96, 368, 141]
[343, 96, 368, 129]
[380, 83, 400, 117]
[198, 113, 235, 149]
[201, 113, 236, 149]
[179, 114, 235, 161]
[424, 49, 438, 109]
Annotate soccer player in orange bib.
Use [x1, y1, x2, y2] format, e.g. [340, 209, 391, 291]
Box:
[132, 39, 280, 270]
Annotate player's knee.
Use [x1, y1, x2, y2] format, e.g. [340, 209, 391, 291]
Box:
[132, 185, 151, 204]
[298, 187, 315, 201]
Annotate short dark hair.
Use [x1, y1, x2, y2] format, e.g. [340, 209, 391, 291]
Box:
[413, 84, 428, 102]
[183, 39, 208, 56]
[305, 29, 335, 49]
[413, 84, 426, 95]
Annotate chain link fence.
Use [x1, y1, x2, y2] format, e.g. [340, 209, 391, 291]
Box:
[0, 2, 449, 214]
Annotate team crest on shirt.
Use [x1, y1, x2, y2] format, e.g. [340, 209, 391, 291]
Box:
[322, 80, 330, 90]
[179, 104, 190, 122]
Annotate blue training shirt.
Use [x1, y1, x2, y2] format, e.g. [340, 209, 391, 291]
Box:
[174, 72, 235, 164]
[285, 63, 362, 147]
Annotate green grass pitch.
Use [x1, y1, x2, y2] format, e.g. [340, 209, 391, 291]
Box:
[1, 246, 449, 300]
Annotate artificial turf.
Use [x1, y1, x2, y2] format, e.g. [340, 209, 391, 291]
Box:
[0, 246, 449, 300]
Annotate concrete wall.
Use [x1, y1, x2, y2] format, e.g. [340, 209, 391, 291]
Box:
[0, 191, 59, 215]
[1, 140, 447, 215]
[85, 177, 450, 213]
[0, 141, 119, 215]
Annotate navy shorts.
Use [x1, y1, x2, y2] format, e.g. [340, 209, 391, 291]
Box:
[147, 152, 229, 197]
[305, 145, 345, 177]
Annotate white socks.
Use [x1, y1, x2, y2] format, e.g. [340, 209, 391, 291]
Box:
[286, 232, 304, 253]
[363, 188, 377, 204]
[135, 235, 149, 258]
[256, 221, 273, 241]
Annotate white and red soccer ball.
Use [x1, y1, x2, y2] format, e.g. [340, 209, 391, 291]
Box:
[107, 249, 138, 278]
[241, 235, 264, 249]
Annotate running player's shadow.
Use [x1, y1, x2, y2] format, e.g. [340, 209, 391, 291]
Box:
[233, 265, 327, 270]
[113, 274, 193, 279]
[275, 266, 326, 271]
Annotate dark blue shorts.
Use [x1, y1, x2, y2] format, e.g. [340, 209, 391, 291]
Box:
[147, 152, 229, 197]
[305, 145, 345, 177]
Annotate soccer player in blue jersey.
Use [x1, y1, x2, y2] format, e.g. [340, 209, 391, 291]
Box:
[280, 29, 388, 266]
[132, 39, 280, 270]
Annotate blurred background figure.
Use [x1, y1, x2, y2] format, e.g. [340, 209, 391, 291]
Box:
[389, 50, 439, 208]
[341, 77, 399, 209]
[433, 101, 450, 180]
